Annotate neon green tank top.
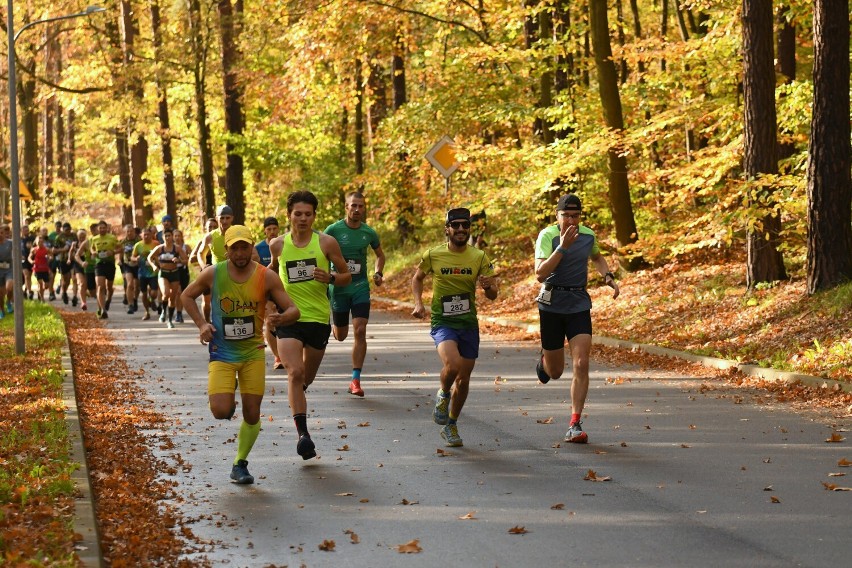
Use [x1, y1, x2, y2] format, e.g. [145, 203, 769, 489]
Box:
[210, 229, 226, 264]
[278, 231, 330, 323]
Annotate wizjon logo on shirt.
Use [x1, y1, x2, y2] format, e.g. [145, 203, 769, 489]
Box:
[219, 297, 260, 314]
[439, 267, 473, 275]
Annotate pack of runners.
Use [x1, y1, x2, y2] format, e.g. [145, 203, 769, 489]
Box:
[15, 191, 618, 485]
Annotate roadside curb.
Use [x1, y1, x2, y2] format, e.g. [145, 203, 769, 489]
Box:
[61, 340, 104, 568]
[374, 296, 851, 394]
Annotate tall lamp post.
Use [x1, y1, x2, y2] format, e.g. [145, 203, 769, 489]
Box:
[6, 4, 105, 354]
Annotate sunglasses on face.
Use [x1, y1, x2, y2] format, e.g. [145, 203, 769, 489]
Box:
[449, 221, 471, 229]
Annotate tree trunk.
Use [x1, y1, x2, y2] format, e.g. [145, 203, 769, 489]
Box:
[189, 0, 216, 218]
[66, 111, 76, 182]
[354, 59, 364, 175]
[392, 28, 407, 108]
[660, 0, 669, 72]
[589, 0, 639, 252]
[743, 0, 787, 287]
[42, 98, 54, 195]
[553, 0, 573, 140]
[116, 130, 133, 226]
[219, 0, 246, 223]
[56, 107, 66, 181]
[807, 0, 852, 293]
[537, 6, 555, 144]
[151, 1, 178, 226]
[121, 0, 151, 227]
[616, 0, 628, 83]
[776, 5, 796, 167]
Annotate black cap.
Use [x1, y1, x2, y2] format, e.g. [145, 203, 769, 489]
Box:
[216, 205, 234, 217]
[556, 194, 582, 211]
[263, 216, 279, 228]
[445, 207, 471, 225]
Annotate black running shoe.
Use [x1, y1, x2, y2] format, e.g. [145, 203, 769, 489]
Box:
[297, 434, 316, 460]
[105, 299, 111, 311]
[62, 292, 69, 304]
[230, 459, 254, 484]
[71, 296, 78, 307]
[122, 296, 128, 305]
[536, 354, 551, 384]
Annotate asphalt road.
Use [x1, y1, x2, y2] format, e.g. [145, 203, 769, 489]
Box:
[101, 299, 850, 567]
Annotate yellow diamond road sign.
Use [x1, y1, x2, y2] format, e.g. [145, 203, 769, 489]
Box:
[425, 136, 459, 179]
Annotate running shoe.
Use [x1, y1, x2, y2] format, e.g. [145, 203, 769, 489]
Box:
[105, 299, 111, 311]
[28, 291, 34, 300]
[440, 424, 463, 447]
[100, 310, 109, 320]
[96, 308, 102, 318]
[6, 301, 12, 313]
[55, 285, 61, 295]
[348, 379, 364, 397]
[230, 459, 254, 484]
[62, 292, 68, 304]
[166, 320, 174, 329]
[81, 302, 87, 311]
[564, 422, 588, 444]
[49, 292, 56, 301]
[536, 354, 551, 384]
[433, 391, 450, 425]
[142, 311, 150, 321]
[297, 434, 317, 460]
[273, 358, 284, 370]
[175, 312, 184, 323]
[159, 310, 166, 323]
[71, 296, 78, 307]
[122, 296, 128, 305]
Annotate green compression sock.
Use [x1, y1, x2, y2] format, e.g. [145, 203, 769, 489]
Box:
[235, 420, 261, 463]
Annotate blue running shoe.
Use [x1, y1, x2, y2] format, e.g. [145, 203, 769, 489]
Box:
[433, 391, 450, 425]
[440, 424, 463, 447]
[230, 459, 254, 484]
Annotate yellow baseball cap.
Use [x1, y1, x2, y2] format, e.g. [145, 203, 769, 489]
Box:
[224, 225, 254, 247]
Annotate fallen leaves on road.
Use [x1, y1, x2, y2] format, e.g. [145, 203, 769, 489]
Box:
[822, 482, 852, 491]
[319, 539, 336, 551]
[62, 311, 205, 565]
[551, 503, 565, 510]
[336, 492, 354, 496]
[397, 539, 422, 553]
[770, 496, 781, 503]
[344, 529, 360, 544]
[436, 448, 454, 457]
[838, 458, 851, 467]
[400, 498, 419, 505]
[825, 433, 846, 443]
[584, 469, 612, 482]
[536, 417, 554, 424]
[357, 421, 370, 427]
[508, 526, 529, 534]
[827, 473, 846, 477]
[458, 512, 477, 520]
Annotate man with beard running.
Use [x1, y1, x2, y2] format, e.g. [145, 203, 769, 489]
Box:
[324, 191, 386, 397]
[182, 225, 300, 484]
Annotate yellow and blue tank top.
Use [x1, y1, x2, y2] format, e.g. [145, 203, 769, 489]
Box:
[278, 231, 330, 324]
[209, 262, 268, 362]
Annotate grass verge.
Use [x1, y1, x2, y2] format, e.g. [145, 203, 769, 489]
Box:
[0, 301, 78, 566]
